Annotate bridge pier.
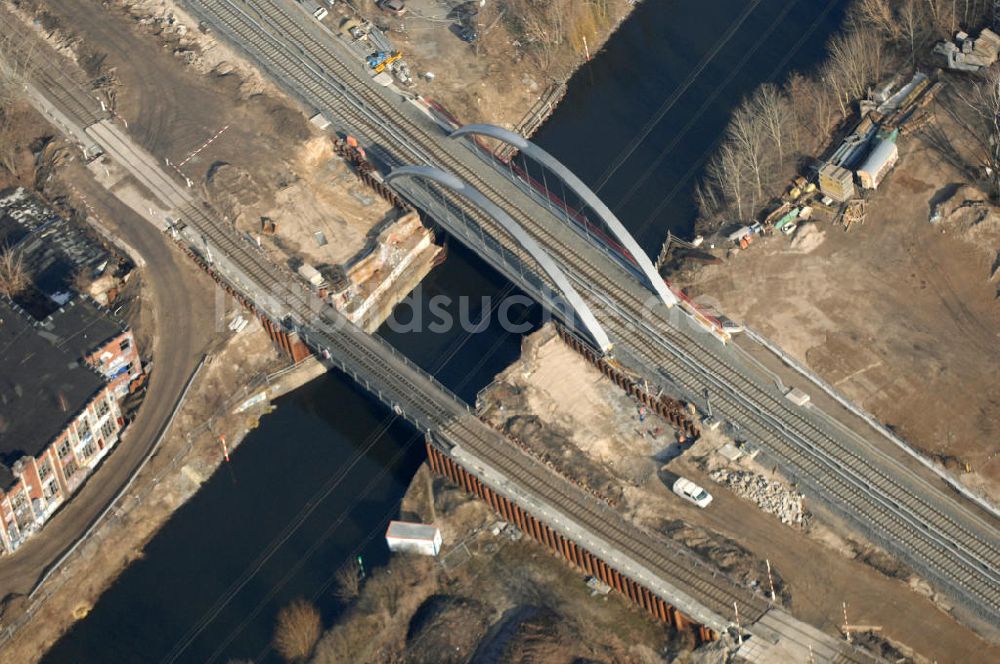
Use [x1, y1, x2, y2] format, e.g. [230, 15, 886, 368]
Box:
[425, 441, 716, 644]
[554, 325, 700, 440]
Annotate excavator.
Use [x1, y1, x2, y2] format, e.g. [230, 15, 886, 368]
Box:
[366, 50, 402, 74]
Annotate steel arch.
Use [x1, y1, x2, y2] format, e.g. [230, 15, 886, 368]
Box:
[386, 165, 613, 354]
[450, 123, 679, 308]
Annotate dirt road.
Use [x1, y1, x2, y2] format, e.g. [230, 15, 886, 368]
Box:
[0, 162, 216, 602]
[480, 327, 1000, 663]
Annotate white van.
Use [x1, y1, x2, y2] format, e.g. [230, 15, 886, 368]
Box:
[672, 477, 713, 508]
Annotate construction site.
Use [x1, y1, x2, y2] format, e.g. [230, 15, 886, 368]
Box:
[2, 1, 1000, 663]
[315, 322, 999, 663]
[676, 19, 1000, 512]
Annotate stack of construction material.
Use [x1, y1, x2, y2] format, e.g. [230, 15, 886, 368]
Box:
[818, 163, 855, 202]
[934, 28, 1000, 71]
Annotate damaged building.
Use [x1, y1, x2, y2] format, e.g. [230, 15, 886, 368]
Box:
[0, 296, 142, 555]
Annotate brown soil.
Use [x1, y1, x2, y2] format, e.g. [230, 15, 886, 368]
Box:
[311, 464, 675, 664]
[21, 0, 385, 264]
[679, 123, 1000, 507]
[334, 0, 635, 129]
[404, 595, 492, 663]
[474, 325, 1000, 664]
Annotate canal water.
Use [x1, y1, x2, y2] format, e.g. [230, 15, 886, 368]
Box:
[43, 1, 848, 662]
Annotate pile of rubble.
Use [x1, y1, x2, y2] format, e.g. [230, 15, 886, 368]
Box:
[709, 468, 805, 527]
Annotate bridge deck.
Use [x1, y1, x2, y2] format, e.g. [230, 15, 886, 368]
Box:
[173, 0, 1000, 634]
[0, 4, 958, 660]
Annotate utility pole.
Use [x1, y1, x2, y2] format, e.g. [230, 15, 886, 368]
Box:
[733, 601, 743, 645]
[842, 601, 852, 643]
[766, 558, 776, 602]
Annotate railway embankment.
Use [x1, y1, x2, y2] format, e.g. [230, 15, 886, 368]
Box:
[0, 312, 325, 661]
[452, 323, 1000, 664]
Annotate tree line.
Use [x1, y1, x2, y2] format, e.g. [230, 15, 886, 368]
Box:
[696, 0, 995, 229]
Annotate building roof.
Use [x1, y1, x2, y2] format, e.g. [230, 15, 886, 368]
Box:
[0, 187, 113, 319]
[0, 299, 108, 490]
[385, 520, 440, 541]
[858, 135, 899, 178]
[39, 296, 128, 360]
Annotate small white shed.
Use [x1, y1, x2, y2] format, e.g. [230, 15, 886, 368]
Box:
[297, 263, 325, 287]
[385, 521, 442, 556]
[785, 387, 811, 407]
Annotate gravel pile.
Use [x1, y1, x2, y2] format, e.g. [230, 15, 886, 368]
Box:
[709, 468, 805, 526]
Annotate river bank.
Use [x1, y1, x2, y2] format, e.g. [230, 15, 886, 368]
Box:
[668, 1, 1000, 510]
[306, 461, 681, 663]
[677, 129, 1000, 510]
[456, 324, 999, 663]
[30, 1, 860, 660]
[0, 313, 326, 661]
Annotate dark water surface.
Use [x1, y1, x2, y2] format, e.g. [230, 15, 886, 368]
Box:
[43, 1, 847, 661]
[534, 0, 848, 252]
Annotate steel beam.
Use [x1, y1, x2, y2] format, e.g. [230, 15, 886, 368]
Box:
[386, 165, 613, 353]
[450, 123, 679, 309]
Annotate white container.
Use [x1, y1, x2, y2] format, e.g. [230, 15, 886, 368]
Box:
[385, 521, 442, 556]
[297, 263, 325, 286]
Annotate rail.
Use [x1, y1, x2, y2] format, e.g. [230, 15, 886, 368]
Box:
[744, 326, 1000, 520]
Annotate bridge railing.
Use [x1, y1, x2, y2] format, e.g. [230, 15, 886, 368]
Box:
[455, 134, 650, 286]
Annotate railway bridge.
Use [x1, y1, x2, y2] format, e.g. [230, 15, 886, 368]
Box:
[5, 37, 878, 659]
[2, 1, 996, 660]
[169, 0, 1000, 639]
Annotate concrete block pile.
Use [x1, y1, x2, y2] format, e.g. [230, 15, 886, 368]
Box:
[709, 468, 805, 527]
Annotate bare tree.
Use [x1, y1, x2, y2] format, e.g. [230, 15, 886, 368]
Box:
[0, 244, 28, 298]
[0, 53, 28, 108]
[704, 142, 748, 221]
[726, 99, 772, 208]
[784, 73, 839, 156]
[753, 83, 792, 165]
[851, 0, 901, 42]
[333, 560, 362, 601]
[825, 27, 884, 115]
[502, 0, 624, 66]
[898, 0, 925, 64]
[366, 568, 405, 618]
[0, 35, 32, 181]
[273, 598, 322, 663]
[938, 70, 1000, 198]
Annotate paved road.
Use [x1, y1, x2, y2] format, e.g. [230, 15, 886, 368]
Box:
[0, 168, 215, 601]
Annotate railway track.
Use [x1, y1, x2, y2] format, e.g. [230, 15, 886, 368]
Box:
[0, 1, 984, 653]
[182, 0, 1000, 626]
[309, 307, 773, 627]
[0, 10, 106, 127]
